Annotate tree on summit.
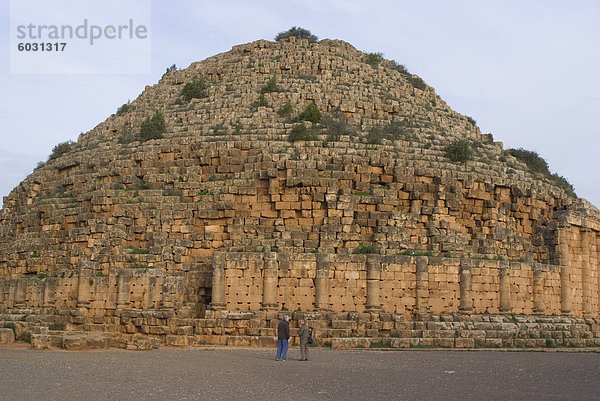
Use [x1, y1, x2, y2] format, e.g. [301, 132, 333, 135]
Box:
[275, 27, 318, 43]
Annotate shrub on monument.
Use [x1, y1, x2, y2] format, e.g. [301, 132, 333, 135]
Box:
[260, 76, 281, 94]
[116, 102, 130, 116]
[140, 111, 166, 142]
[444, 139, 471, 164]
[298, 103, 322, 123]
[182, 78, 208, 102]
[48, 140, 75, 161]
[288, 123, 317, 142]
[275, 27, 318, 43]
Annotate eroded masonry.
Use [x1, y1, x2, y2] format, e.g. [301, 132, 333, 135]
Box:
[1, 37, 599, 350]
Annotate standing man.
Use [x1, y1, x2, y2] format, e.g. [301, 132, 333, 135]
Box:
[275, 315, 290, 361]
[297, 319, 310, 361]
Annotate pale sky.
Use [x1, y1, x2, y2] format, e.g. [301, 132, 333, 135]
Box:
[1, 0, 599, 208]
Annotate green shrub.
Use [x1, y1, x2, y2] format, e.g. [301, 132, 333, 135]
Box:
[353, 243, 380, 254]
[444, 140, 471, 164]
[407, 75, 427, 90]
[366, 120, 411, 144]
[48, 140, 75, 161]
[506, 148, 576, 197]
[298, 103, 322, 123]
[507, 148, 549, 176]
[260, 76, 280, 94]
[322, 115, 355, 142]
[118, 127, 136, 144]
[550, 173, 576, 197]
[275, 27, 318, 43]
[288, 123, 317, 142]
[466, 116, 477, 126]
[391, 62, 410, 76]
[164, 64, 177, 74]
[116, 102, 130, 116]
[139, 111, 166, 142]
[256, 94, 268, 108]
[182, 78, 208, 102]
[277, 102, 293, 117]
[364, 52, 383, 68]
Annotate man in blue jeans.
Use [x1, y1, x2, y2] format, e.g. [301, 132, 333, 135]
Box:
[275, 315, 290, 361]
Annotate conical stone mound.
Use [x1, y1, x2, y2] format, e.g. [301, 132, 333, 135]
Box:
[1, 36, 599, 350]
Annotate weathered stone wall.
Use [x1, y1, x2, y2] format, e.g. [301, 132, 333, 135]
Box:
[209, 235, 599, 319]
[0, 267, 186, 314]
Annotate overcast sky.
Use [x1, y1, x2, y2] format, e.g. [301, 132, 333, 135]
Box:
[1, 0, 598, 209]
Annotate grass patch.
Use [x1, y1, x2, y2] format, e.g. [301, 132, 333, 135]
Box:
[125, 246, 149, 255]
[353, 243, 380, 254]
[130, 264, 153, 269]
[397, 249, 433, 257]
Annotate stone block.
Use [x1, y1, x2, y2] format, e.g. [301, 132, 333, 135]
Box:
[166, 335, 190, 347]
[432, 338, 454, 348]
[62, 334, 87, 350]
[227, 335, 276, 348]
[31, 334, 50, 350]
[331, 337, 371, 350]
[454, 338, 475, 348]
[484, 338, 502, 348]
[0, 328, 15, 344]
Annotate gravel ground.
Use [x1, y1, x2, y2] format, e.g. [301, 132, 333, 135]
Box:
[0, 347, 599, 401]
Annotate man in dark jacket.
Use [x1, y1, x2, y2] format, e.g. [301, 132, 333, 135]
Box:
[275, 315, 290, 361]
[297, 319, 310, 361]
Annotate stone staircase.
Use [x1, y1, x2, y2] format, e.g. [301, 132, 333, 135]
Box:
[3, 308, 600, 351]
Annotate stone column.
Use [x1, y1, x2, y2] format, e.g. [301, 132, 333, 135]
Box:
[42, 279, 55, 308]
[116, 271, 131, 309]
[365, 255, 381, 311]
[459, 258, 473, 313]
[77, 264, 93, 308]
[532, 265, 545, 314]
[594, 232, 600, 317]
[14, 279, 25, 307]
[8, 281, 16, 308]
[415, 256, 429, 314]
[314, 253, 330, 310]
[581, 229, 593, 317]
[499, 261, 511, 313]
[558, 225, 572, 315]
[210, 252, 226, 310]
[261, 252, 278, 310]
